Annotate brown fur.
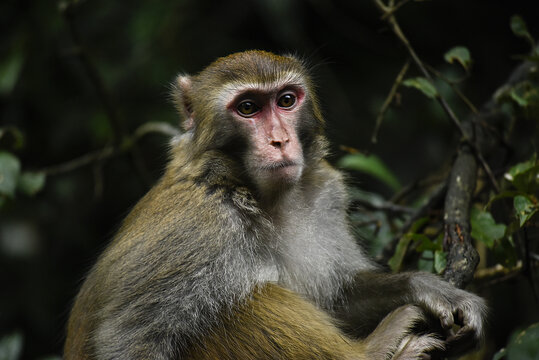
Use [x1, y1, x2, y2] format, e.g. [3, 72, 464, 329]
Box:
[186, 284, 442, 360]
[185, 283, 362, 360]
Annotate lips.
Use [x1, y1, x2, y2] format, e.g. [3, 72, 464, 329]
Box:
[263, 160, 298, 171]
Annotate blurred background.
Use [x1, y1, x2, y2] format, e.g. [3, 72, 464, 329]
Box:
[1, 0, 538, 358]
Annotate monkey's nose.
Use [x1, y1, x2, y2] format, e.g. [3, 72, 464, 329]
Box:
[270, 138, 289, 149]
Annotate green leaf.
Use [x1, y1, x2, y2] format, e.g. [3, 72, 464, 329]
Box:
[0, 152, 21, 198]
[510, 15, 535, 47]
[17, 171, 46, 196]
[470, 208, 506, 248]
[510, 89, 528, 107]
[0, 332, 23, 360]
[506, 157, 536, 177]
[0, 49, 24, 95]
[486, 190, 525, 209]
[504, 158, 539, 193]
[338, 153, 401, 191]
[409, 217, 430, 233]
[418, 250, 434, 272]
[506, 323, 539, 360]
[402, 77, 439, 99]
[514, 195, 538, 227]
[493, 347, 507, 360]
[415, 234, 439, 252]
[434, 250, 447, 274]
[444, 46, 472, 71]
[507, 166, 539, 193]
[388, 235, 413, 272]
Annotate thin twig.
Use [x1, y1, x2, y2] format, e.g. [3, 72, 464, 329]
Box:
[472, 261, 539, 290]
[133, 122, 181, 141]
[390, 173, 447, 204]
[425, 63, 479, 115]
[41, 146, 115, 176]
[38, 122, 179, 176]
[373, 0, 500, 192]
[381, 0, 413, 20]
[377, 182, 448, 263]
[350, 198, 415, 215]
[474, 262, 522, 280]
[374, 0, 467, 136]
[372, 60, 410, 143]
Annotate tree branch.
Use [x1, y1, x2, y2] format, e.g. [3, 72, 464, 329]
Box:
[442, 58, 539, 287]
[442, 145, 479, 288]
[41, 146, 115, 176]
[39, 122, 180, 176]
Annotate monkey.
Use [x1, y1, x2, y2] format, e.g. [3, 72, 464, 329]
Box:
[64, 50, 486, 360]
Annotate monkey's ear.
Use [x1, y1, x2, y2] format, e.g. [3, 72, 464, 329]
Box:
[172, 74, 195, 131]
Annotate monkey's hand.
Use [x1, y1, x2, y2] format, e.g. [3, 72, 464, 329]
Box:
[410, 273, 487, 355]
[365, 305, 445, 360]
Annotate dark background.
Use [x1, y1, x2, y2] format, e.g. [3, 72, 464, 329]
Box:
[1, 0, 538, 358]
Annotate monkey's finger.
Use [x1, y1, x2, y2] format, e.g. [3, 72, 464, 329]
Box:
[443, 325, 478, 356]
[454, 308, 465, 326]
[439, 311, 454, 330]
[453, 325, 475, 340]
[392, 334, 445, 360]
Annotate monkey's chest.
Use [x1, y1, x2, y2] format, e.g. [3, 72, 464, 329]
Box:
[268, 223, 349, 305]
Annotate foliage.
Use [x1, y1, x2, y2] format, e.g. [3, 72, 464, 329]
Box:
[470, 208, 506, 249]
[493, 323, 539, 360]
[356, 12, 539, 279]
[510, 15, 537, 56]
[0, 134, 46, 204]
[338, 153, 401, 191]
[402, 77, 439, 99]
[444, 46, 472, 72]
[342, 12, 539, 359]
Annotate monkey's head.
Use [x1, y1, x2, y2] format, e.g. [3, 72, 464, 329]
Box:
[172, 50, 328, 194]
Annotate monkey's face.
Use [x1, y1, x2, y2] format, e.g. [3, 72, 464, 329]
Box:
[173, 51, 326, 194]
[226, 83, 306, 191]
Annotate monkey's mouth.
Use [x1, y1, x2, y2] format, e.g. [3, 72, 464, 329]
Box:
[271, 160, 298, 169]
[262, 160, 303, 182]
[262, 160, 301, 171]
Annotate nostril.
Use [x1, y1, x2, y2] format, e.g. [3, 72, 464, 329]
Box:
[270, 140, 282, 149]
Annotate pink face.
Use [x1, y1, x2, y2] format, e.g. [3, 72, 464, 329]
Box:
[227, 85, 306, 189]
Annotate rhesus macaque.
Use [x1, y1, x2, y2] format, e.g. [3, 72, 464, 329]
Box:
[64, 50, 486, 360]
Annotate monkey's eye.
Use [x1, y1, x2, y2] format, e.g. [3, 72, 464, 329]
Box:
[237, 101, 259, 116]
[277, 94, 296, 108]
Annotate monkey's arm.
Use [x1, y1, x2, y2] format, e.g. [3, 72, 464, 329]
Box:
[336, 271, 487, 353]
[185, 283, 443, 360]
